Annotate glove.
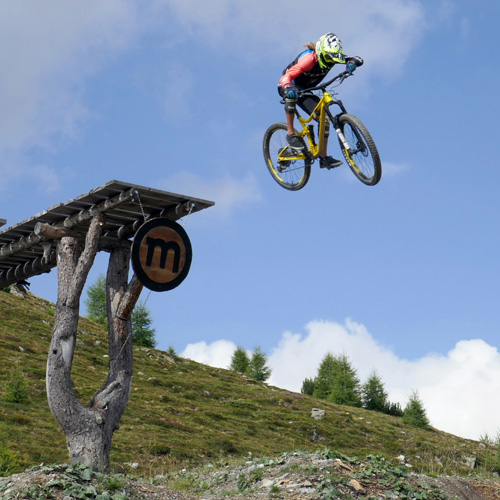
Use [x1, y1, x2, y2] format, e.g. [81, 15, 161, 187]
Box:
[346, 62, 357, 74]
[346, 56, 364, 73]
[284, 86, 297, 99]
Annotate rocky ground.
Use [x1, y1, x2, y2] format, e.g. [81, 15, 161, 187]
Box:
[2, 451, 500, 500]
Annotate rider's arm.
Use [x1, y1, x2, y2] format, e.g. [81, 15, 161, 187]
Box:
[280, 51, 317, 88]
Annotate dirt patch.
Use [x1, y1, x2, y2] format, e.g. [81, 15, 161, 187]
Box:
[1, 452, 500, 499]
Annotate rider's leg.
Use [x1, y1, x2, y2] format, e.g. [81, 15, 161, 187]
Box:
[319, 117, 342, 168]
[284, 99, 304, 149]
[278, 86, 302, 147]
[286, 109, 295, 136]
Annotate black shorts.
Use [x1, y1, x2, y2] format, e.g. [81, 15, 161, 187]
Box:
[277, 85, 320, 117]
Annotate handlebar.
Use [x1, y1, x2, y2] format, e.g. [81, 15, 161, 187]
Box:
[298, 69, 352, 96]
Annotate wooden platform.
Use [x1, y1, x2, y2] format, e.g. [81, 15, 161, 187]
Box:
[0, 180, 214, 289]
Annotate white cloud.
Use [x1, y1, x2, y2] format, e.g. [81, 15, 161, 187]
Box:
[0, 1, 138, 152]
[158, 0, 425, 75]
[181, 319, 500, 440]
[159, 171, 262, 216]
[0, 151, 62, 197]
[0, 0, 143, 199]
[181, 339, 236, 369]
[0, 0, 427, 193]
[268, 320, 500, 440]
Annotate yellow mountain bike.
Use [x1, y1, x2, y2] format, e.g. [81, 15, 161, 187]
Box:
[263, 70, 382, 190]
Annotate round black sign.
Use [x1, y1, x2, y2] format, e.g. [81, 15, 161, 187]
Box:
[131, 218, 192, 292]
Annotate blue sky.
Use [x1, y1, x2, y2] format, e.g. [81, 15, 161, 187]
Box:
[1, 0, 500, 441]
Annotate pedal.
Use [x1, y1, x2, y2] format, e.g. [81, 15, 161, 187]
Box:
[280, 149, 300, 159]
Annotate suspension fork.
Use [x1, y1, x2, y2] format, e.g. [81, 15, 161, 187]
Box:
[325, 98, 351, 153]
[327, 112, 350, 153]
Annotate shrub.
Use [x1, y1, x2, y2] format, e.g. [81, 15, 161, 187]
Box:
[301, 377, 315, 396]
[4, 371, 28, 404]
[0, 445, 18, 475]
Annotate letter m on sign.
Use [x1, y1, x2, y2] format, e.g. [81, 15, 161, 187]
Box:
[145, 237, 181, 273]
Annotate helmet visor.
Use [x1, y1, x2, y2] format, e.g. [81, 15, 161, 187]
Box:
[324, 51, 345, 64]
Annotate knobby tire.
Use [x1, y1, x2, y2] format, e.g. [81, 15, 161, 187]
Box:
[337, 114, 381, 186]
[263, 122, 311, 191]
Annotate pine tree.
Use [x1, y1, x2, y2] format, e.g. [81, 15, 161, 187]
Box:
[85, 274, 107, 326]
[328, 354, 362, 407]
[85, 274, 156, 347]
[312, 353, 362, 407]
[313, 353, 337, 399]
[246, 346, 271, 382]
[362, 370, 388, 412]
[301, 377, 315, 396]
[403, 390, 430, 428]
[230, 346, 250, 374]
[131, 302, 157, 348]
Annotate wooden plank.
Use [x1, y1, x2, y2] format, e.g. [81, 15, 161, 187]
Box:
[0, 180, 214, 289]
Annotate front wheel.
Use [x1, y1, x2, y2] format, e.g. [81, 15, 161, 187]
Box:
[337, 114, 381, 186]
[263, 122, 311, 191]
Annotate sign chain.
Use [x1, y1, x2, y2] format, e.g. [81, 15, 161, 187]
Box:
[92, 326, 133, 401]
[180, 201, 194, 227]
[132, 189, 148, 221]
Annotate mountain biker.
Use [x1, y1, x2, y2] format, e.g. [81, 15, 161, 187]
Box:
[278, 33, 363, 169]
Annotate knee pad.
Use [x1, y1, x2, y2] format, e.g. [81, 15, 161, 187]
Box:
[285, 98, 297, 114]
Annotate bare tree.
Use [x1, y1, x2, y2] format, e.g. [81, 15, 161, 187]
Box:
[46, 214, 143, 470]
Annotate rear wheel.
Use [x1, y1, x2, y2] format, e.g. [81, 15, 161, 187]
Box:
[338, 114, 381, 186]
[263, 122, 311, 191]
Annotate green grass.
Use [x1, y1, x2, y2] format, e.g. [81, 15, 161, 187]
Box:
[0, 290, 499, 480]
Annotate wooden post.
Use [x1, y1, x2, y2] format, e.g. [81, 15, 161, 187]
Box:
[46, 212, 143, 470]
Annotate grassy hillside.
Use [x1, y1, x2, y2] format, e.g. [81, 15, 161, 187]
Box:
[0, 289, 498, 479]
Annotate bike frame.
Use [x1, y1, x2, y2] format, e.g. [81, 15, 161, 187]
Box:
[278, 70, 352, 163]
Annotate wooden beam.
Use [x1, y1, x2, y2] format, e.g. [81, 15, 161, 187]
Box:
[160, 200, 197, 219]
[34, 223, 82, 240]
[0, 188, 137, 262]
[0, 251, 57, 289]
[0, 235, 130, 289]
[110, 200, 196, 241]
[0, 219, 6, 228]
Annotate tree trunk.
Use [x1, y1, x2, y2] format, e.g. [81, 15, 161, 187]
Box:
[46, 214, 143, 470]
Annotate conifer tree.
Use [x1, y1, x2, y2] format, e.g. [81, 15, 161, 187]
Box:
[131, 301, 157, 348]
[246, 346, 272, 382]
[85, 274, 107, 326]
[230, 346, 250, 374]
[403, 389, 430, 428]
[85, 274, 156, 347]
[312, 353, 362, 407]
[301, 377, 315, 396]
[328, 354, 362, 407]
[313, 353, 337, 399]
[362, 370, 389, 412]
